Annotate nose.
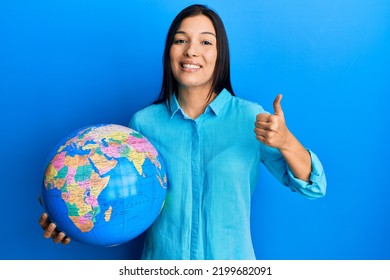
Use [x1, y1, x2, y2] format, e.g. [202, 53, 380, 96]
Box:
[184, 43, 198, 57]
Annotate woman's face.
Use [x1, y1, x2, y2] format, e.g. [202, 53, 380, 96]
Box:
[170, 15, 217, 93]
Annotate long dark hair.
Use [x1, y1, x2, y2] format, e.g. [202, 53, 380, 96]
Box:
[154, 4, 235, 104]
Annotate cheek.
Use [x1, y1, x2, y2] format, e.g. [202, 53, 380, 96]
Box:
[206, 50, 218, 67]
[169, 50, 179, 75]
[170, 63, 180, 81]
[169, 53, 175, 66]
[169, 47, 177, 66]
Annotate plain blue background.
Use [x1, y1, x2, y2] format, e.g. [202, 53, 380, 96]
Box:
[1, 0, 389, 260]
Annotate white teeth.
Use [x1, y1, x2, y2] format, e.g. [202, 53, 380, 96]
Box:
[182, 64, 200, 69]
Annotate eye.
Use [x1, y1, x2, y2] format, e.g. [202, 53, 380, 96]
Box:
[202, 40, 213, 45]
[173, 39, 186, 44]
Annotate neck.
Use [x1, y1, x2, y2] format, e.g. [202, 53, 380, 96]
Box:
[177, 87, 216, 119]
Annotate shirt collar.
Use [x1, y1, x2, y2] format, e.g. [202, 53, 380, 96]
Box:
[167, 88, 232, 118]
[208, 89, 231, 116]
[168, 93, 181, 118]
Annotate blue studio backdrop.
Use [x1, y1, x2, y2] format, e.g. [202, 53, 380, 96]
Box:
[1, 0, 389, 260]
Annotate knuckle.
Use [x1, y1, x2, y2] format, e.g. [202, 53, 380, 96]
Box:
[270, 123, 278, 131]
[257, 113, 269, 121]
[269, 115, 277, 122]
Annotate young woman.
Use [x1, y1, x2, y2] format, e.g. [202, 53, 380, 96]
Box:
[39, 4, 326, 260]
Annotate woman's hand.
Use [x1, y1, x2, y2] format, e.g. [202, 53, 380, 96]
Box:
[38, 195, 71, 245]
[254, 94, 292, 149]
[254, 94, 312, 182]
[38, 213, 71, 245]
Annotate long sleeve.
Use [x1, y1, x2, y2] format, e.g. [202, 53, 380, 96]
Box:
[260, 144, 327, 199]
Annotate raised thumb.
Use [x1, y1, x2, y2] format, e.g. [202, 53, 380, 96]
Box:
[273, 94, 283, 115]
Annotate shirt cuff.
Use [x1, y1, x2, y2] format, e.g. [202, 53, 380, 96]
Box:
[286, 149, 327, 198]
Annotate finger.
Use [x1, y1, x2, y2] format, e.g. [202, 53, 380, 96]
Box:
[39, 213, 49, 228]
[254, 126, 267, 134]
[62, 237, 71, 245]
[255, 118, 278, 131]
[53, 232, 67, 244]
[255, 133, 268, 145]
[256, 113, 271, 122]
[255, 130, 275, 147]
[255, 126, 276, 137]
[254, 127, 270, 141]
[43, 223, 57, 239]
[255, 115, 279, 130]
[255, 121, 270, 131]
[273, 94, 283, 115]
[54, 232, 71, 245]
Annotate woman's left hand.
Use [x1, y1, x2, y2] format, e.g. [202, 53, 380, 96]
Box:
[254, 94, 292, 150]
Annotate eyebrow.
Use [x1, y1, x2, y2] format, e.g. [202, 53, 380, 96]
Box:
[175, 30, 216, 37]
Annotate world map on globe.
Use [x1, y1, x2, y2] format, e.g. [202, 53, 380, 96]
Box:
[42, 124, 167, 247]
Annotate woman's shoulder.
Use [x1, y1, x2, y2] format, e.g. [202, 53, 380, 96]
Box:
[133, 102, 167, 117]
[230, 94, 268, 115]
[129, 102, 168, 130]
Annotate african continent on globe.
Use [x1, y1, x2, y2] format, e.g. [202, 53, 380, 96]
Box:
[41, 124, 167, 247]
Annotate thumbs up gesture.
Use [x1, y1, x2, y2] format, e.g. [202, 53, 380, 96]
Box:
[254, 94, 291, 149]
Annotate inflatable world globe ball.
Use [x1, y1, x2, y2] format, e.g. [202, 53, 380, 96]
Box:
[41, 124, 167, 247]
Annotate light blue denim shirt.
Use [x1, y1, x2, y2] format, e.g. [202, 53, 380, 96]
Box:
[129, 89, 326, 260]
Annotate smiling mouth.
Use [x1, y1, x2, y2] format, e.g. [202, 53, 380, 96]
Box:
[181, 63, 201, 70]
